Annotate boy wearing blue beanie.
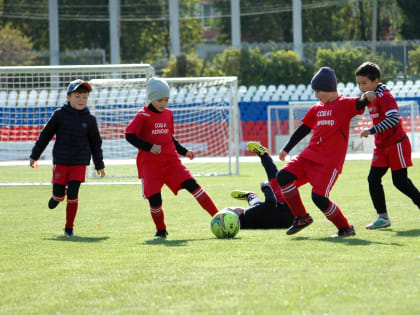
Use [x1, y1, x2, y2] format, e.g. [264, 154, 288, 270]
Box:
[125, 77, 219, 238]
[276, 67, 377, 237]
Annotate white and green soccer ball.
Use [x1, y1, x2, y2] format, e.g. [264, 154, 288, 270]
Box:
[210, 207, 240, 239]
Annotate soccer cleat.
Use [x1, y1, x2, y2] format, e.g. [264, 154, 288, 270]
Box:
[247, 142, 270, 156]
[332, 225, 356, 237]
[154, 230, 168, 239]
[231, 190, 255, 200]
[48, 197, 59, 209]
[365, 217, 391, 229]
[64, 228, 76, 237]
[286, 214, 313, 235]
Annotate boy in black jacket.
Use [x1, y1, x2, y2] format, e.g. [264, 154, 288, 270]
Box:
[29, 79, 105, 237]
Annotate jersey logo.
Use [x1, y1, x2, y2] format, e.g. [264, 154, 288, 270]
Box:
[139, 112, 151, 117]
[82, 122, 87, 128]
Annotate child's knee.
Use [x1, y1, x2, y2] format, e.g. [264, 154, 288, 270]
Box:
[148, 193, 162, 207]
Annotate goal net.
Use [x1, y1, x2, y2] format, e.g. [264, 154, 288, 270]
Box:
[87, 76, 240, 179]
[268, 100, 420, 156]
[0, 64, 154, 184]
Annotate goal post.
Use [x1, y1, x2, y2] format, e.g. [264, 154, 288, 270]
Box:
[87, 76, 240, 178]
[268, 100, 420, 156]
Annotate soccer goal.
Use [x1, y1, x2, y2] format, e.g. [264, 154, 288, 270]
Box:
[0, 64, 154, 184]
[268, 100, 420, 156]
[87, 76, 240, 179]
[0, 64, 239, 184]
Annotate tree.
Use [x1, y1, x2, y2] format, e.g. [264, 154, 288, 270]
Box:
[315, 44, 399, 82]
[396, 0, 420, 39]
[0, 24, 38, 66]
[1, 0, 204, 64]
[212, 0, 292, 44]
[162, 53, 206, 77]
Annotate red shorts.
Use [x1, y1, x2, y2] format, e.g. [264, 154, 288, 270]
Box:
[371, 136, 412, 170]
[283, 156, 339, 197]
[141, 158, 194, 199]
[52, 164, 86, 185]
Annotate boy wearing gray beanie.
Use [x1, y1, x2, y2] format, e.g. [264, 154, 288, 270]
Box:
[276, 67, 377, 238]
[125, 77, 219, 238]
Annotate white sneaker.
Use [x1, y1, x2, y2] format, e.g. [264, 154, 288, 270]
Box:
[64, 228, 76, 237]
[365, 217, 391, 229]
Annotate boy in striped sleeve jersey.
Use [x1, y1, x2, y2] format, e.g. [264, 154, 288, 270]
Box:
[356, 62, 420, 229]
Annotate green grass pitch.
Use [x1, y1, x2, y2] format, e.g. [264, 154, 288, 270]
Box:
[1, 160, 420, 314]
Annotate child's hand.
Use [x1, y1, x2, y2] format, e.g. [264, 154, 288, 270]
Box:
[97, 169, 105, 178]
[279, 150, 288, 161]
[150, 144, 161, 154]
[185, 151, 195, 160]
[360, 128, 371, 138]
[29, 159, 38, 168]
[361, 91, 376, 102]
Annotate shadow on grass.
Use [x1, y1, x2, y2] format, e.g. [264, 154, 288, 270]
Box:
[141, 237, 238, 247]
[292, 236, 402, 246]
[393, 228, 420, 237]
[44, 236, 110, 243]
[363, 228, 420, 237]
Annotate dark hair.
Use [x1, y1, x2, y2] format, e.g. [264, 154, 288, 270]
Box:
[69, 85, 90, 95]
[355, 62, 381, 81]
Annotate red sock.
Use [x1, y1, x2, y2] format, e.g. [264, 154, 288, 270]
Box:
[65, 198, 78, 229]
[323, 202, 351, 229]
[192, 187, 218, 216]
[280, 183, 308, 217]
[150, 206, 166, 231]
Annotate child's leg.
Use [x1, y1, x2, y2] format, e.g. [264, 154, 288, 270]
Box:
[391, 168, 420, 209]
[181, 178, 218, 216]
[277, 169, 307, 217]
[247, 193, 263, 207]
[65, 181, 81, 230]
[260, 182, 277, 206]
[368, 167, 389, 215]
[148, 192, 166, 231]
[49, 183, 66, 209]
[260, 154, 278, 182]
[312, 192, 351, 230]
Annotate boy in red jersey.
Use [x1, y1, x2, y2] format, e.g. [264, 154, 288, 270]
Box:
[276, 67, 376, 237]
[356, 62, 420, 229]
[29, 79, 105, 237]
[125, 77, 219, 238]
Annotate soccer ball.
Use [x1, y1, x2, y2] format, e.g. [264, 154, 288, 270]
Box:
[210, 208, 240, 239]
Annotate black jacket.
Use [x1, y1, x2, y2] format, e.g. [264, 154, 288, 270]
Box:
[30, 102, 104, 170]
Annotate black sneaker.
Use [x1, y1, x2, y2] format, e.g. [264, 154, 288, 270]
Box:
[154, 230, 168, 239]
[332, 225, 356, 238]
[48, 197, 59, 209]
[286, 214, 313, 235]
[64, 228, 76, 237]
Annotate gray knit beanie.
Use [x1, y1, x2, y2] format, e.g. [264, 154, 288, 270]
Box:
[311, 67, 337, 92]
[147, 77, 170, 102]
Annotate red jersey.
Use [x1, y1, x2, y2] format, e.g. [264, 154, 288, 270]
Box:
[125, 106, 178, 177]
[300, 95, 363, 173]
[367, 89, 406, 148]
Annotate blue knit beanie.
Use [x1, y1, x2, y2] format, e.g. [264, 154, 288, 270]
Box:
[311, 67, 337, 92]
[147, 77, 170, 102]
